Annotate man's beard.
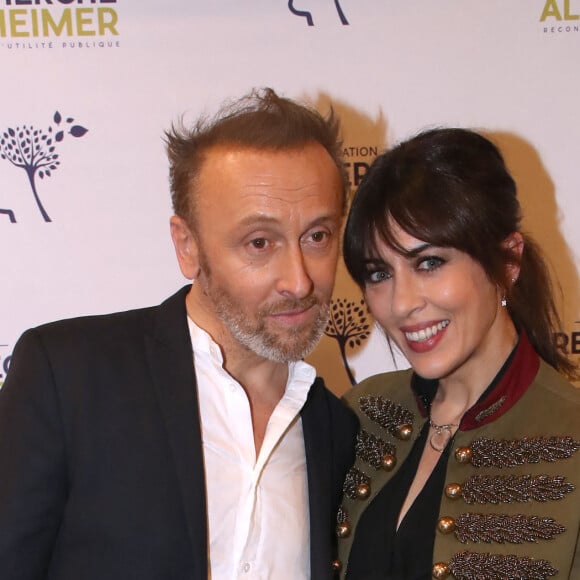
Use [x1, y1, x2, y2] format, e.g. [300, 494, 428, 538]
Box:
[197, 252, 329, 363]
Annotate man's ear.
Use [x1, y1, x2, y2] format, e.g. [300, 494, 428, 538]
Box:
[170, 215, 200, 280]
[503, 231, 524, 283]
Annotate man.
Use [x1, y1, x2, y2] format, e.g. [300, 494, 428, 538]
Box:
[0, 88, 357, 579]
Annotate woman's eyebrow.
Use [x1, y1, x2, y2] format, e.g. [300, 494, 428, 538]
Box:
[403, 243, 433, 258]
[363, 258, 387, 267]
[363, 243, 434, 266]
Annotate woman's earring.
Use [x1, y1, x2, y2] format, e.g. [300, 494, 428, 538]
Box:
[501, 278, 516, 307]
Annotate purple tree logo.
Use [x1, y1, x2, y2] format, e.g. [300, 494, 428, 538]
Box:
[0, 111, 88, 223]
[324, 297, 371, 385]
[288, 0, 349, 26]
[0, 209, 15, 223]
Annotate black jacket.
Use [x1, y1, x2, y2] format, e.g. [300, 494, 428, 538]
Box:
[0, 286, 357, 579]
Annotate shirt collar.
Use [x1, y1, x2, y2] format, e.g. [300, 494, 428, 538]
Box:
[187, 316, 224, 364]
[186, 316, 316, 404]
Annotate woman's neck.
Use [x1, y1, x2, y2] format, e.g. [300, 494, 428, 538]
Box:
[432, 314, 519, 423]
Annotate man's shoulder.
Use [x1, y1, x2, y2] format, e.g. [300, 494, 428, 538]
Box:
[307, 376, 348, 408]
[18, 286, 190, 352]
[304, 378, 359, 454]
[307, 377, 359, 422]
[28, 303, 155, 344]
[46, 304, 149, 327]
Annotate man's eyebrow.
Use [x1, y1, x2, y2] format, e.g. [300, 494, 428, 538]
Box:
[237, 213, 338, 228]
[237, 214, 279, 228]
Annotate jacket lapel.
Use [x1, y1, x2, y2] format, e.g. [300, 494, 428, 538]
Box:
[145, 286, 208, 580]
[302, 379, 333, 580]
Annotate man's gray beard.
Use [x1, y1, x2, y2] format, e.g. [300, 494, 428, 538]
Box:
[196, 245, 330, 362]
[220, 300, 330, 363]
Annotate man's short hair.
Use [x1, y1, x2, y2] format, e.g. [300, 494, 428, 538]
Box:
[165, 88, 348, 227]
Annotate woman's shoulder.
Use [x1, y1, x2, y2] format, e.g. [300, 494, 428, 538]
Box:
[343, 368, 414, 408]
[530, 360, 580, 407]
[502, 359, 580, 438]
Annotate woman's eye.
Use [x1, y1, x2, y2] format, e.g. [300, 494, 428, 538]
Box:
[417, 256, 444, 271]
[366, 270, 390, 283]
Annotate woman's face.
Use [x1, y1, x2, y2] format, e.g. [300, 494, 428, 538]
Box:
[363, 221, 517, 387]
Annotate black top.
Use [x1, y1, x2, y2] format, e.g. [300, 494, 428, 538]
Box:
[346, 421, 447, 580]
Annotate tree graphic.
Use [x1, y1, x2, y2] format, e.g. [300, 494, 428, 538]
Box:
[288, 0, 349, 26]
[0, 111, 88, 223]
[324, 297, 371, 386]
[0, 209, 16, 223]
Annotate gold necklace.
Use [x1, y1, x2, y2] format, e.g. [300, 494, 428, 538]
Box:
[428, 418, 458, 452]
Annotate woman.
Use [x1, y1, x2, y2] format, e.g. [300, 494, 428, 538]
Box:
[335, 128, 580, 579]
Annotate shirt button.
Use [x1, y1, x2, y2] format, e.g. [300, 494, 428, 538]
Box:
[242, 562, 251, 573]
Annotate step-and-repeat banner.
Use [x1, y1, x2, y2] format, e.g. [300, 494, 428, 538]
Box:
[1, 0, 579, 394]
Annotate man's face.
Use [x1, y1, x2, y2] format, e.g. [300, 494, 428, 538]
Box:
[176, 143, 344, 363]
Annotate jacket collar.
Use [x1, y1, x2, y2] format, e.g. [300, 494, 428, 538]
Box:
[412, 331, 540, 430]
[145, 285, 208, 579]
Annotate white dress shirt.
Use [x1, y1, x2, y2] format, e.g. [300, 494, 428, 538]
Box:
[187, 318, 314, 579]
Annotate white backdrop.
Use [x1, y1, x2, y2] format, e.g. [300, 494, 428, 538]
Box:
[1, 0, 579, 394]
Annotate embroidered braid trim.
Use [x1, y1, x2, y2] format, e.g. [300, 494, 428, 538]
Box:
[449, 550, 557, 579]
[355, 429, 396, 470]
[461, 474, 575, 504]
[343, 467, 371, 500]
[469, 436, 579, 468]
[454, 513, 565, 544]
[358, 395, 414, 437]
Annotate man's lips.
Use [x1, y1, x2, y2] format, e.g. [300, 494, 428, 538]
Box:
[270, 305, 315, 324]
[267, 297, 320, 327]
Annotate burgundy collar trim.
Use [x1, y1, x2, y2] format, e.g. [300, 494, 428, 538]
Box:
[412, 331, 540, 431]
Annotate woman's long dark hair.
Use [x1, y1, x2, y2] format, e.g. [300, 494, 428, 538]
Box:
[343, 128, 577, 379]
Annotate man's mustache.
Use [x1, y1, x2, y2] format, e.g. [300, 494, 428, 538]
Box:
[264, 295, 322, 316]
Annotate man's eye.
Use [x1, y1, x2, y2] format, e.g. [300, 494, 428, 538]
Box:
[303, 230, 330, 245]
[250, 238, 268, 249]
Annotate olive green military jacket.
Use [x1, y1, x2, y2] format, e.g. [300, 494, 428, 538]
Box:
[337, 361, 580, 579]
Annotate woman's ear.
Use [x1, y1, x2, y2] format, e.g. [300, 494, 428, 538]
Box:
[503, 231, 524, 283]
[170, 215, 201, 280]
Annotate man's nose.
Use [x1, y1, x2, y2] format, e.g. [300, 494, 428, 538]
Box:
[276, 246, 314, 299]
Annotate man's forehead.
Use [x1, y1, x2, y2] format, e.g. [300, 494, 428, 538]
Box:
[200, 142, 328, 167]
[197, 144, 338, 193]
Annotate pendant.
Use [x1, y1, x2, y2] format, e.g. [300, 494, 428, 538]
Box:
[429, 426, 453, 452]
